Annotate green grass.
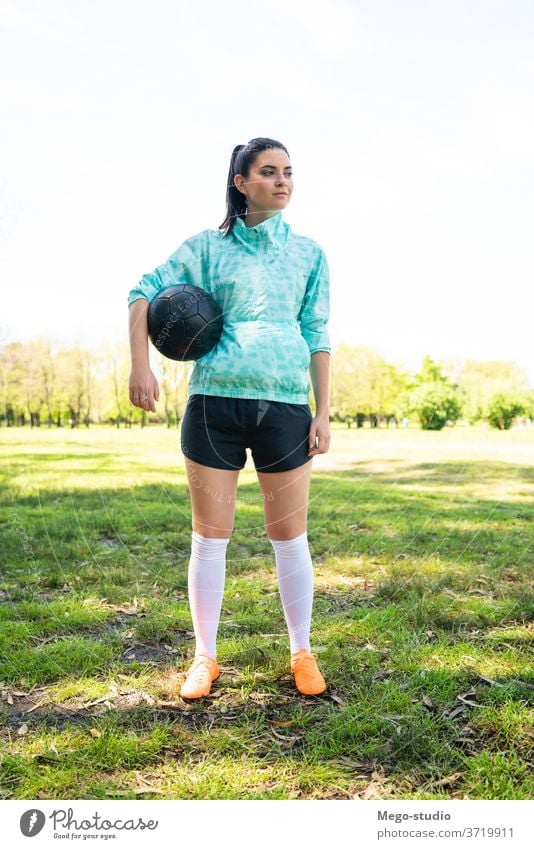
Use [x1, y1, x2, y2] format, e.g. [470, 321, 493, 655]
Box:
[1, 424, 533, 800]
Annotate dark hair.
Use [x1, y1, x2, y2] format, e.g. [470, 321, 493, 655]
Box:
[218, 137, 290, 238]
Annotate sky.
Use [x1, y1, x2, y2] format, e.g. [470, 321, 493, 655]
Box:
[1, 0, 533, 383]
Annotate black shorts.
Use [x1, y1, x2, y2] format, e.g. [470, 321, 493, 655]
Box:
[180, 394, 314, 473]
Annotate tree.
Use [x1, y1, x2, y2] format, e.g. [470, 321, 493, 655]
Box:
[159, 354, 191, 427]
[81, 347, 96, 427]
[56, 347, 87, 428]
[38, 339, 58, 427]
[103, 343, 132, 428]
[413, 354, 448, 386]
[457, 360, 530, 425]
[407, 382, 462, 430]
[486, 392, 526, 430]
[330, 344, 408, 427]
[0, 342, 27, 425]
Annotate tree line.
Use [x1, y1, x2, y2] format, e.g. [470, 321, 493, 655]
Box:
[331, 347, 533, 430]
[1, 338, 532, 431]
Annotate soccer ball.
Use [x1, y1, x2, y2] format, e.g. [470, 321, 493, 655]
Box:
[147, 284, 223, 361]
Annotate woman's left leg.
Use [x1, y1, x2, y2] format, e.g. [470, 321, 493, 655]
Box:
[256, 460, 312, 540]
[256, 462, 315, 653]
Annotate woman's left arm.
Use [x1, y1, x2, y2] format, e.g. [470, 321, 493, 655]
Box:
[297, 245, 332, 456]
[308, 350, 331, 457]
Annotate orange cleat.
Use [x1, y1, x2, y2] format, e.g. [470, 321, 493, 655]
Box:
[179, 653, 220, 699]
[290, 648, 327, 695]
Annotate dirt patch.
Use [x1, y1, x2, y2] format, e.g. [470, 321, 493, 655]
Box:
[119, 641, 185, 664]
[97, 537, 122, 548]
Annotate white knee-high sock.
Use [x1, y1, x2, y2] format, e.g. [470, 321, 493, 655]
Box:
[269, 531, 314, 654]
[187, 530, 229, 660]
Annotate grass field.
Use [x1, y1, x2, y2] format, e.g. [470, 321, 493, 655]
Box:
[1, 423, 533, 800]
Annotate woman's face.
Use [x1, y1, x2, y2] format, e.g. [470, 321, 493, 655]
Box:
[234, 148, 293, 214]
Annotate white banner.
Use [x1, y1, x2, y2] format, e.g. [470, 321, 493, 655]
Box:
[2, 799, 532, 848]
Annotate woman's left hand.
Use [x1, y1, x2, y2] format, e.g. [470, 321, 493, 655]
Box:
[308, 411, 331, 456]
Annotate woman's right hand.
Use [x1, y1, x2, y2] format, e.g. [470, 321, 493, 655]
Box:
[129, 366, 160, 412]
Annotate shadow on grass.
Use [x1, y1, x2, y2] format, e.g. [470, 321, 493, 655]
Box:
[4, 458, 534, 561]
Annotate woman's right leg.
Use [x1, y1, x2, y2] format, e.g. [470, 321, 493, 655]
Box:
[183, 458, 240, 664]
[184, 457, 240, 539]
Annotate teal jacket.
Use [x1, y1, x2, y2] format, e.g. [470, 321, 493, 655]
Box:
[127, 211, 331, 404]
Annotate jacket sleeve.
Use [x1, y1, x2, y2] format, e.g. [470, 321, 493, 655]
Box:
[298, 245, 331, 355]
[127, 232, 206, 306]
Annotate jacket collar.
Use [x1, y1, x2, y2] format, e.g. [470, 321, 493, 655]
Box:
[231, 210, 292, 250]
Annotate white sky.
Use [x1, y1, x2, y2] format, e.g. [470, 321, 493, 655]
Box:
[1, 0, 533, 383]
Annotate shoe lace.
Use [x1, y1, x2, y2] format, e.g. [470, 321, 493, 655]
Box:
[294, 652, 319, 672]
[187, 656, 212, 682]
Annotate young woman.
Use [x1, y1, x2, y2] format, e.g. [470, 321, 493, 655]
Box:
[128, 137, 331, 699]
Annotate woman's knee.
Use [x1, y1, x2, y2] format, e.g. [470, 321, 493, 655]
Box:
[265, 522, 306, 541]
[192, 523, 233, 539]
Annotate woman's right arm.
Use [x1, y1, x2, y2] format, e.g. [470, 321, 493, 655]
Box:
[128, 298, 159, 413]
[127, 231, 207, 412]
